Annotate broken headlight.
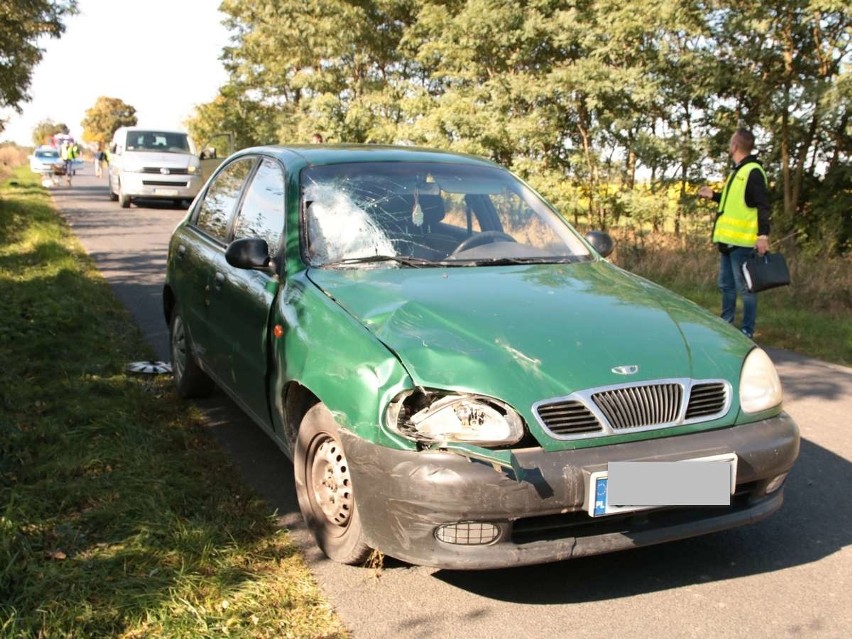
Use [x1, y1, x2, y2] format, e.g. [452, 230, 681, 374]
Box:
[386, 390, 524, 447]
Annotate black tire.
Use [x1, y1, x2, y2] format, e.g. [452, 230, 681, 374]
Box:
[169, 304, 214, 398]
[294, 403, 372, 565]
[118, 184, 131, 208]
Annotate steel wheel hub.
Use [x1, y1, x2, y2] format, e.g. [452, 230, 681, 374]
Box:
[310, 436, 354, 527]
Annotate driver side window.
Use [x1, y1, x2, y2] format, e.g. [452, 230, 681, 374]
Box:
[233, 158, 286, 259]
[195, 157, 257, 243]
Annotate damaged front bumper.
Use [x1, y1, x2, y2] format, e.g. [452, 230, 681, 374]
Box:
[342, 412, 799, 570]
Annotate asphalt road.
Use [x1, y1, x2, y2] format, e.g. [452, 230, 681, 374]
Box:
[50, 168, 852, 639]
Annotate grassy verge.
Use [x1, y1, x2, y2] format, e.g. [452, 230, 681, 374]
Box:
[0, 167, 347, 638]
[614, 232, 851, 366]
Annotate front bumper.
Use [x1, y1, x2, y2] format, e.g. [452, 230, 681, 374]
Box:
[343, 412, 799, 570]
[119, 171, 202, 200]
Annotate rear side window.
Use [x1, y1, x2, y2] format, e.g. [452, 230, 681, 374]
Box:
[233, 158, 286, 259]
[195, 157, 257, 242]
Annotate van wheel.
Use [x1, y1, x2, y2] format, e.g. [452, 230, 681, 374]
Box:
[294, 403, 372, 565]
[118, 183, 131, 208]
[169, 304, 214, 398]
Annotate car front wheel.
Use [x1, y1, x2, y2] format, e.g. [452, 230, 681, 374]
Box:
[169, 304, 214, 398]
[294, 403, 372, 565]
[118, 182, 131, 208]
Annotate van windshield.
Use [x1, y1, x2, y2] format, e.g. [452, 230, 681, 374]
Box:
[125, 131, 191, 153]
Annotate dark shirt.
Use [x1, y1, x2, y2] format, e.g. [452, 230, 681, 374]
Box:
[712, 155, 771, 236]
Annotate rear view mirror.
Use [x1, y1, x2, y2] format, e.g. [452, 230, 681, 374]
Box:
[225, 237, 271, 270]
[585, 231, 615, 258]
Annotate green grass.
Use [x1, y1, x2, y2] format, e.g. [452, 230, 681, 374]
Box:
[614, 233, 852, 366]
[1, 162, 848, 638]
[0, 167, 348, 638]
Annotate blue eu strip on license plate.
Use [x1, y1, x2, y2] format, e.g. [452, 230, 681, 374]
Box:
[588, 453, 737, 517]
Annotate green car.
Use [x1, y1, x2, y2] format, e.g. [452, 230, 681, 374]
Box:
[163, 145, 799, 570]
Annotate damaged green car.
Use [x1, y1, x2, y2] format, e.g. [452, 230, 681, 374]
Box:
[163, 145, 799, 570]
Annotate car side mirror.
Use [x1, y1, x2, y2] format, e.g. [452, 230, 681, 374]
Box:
[585, 231, 615, 258]
[225, 237, 271, 270]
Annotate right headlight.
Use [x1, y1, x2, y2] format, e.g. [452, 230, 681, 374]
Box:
[739, 347, 783, 413]
[386, 390, 525, 448]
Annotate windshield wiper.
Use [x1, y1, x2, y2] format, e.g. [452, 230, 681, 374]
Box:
[459, 256, 584, 266]
[323, 255, 433, 268]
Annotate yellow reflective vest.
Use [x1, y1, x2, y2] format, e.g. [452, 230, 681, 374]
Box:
[712, 161, 767, 247]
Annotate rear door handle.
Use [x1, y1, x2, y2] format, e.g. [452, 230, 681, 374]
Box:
[176, 244, 186, 259]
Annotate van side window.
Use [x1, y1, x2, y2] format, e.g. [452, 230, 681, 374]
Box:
[233, 158, 285, 259]
[195, 158, 257, 242]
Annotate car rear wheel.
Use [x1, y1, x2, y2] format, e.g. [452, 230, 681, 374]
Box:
[169, 304, 214, 398]
[294, 403, 372, 565]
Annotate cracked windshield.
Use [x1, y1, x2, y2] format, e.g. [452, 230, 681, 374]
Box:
[303, 162, 592, 267]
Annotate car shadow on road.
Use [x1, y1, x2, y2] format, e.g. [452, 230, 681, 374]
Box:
[50, 182, 189, 210]
[185, 384, 851, 604]
[433, 436, 850, 602]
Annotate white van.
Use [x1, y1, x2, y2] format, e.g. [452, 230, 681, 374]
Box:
[108, 127, 203, 208]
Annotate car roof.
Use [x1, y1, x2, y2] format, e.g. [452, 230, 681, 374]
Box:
[231, 144, 502, 170]
[116, 126, 189, 134]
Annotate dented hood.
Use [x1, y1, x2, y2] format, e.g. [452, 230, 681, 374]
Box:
[306, 262, 746, 407]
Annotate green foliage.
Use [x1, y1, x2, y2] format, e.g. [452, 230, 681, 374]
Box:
[191, 0, 850, 254]
[30, 119, 69, 147]
[80, 96, 138, 147]
[0, 0, 78, 130]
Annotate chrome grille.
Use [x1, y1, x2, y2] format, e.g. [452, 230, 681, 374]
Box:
[685, 382, 728, 419]
[142, 167, 190, 174]
[534, 379, 730, 441]
[535, 400, 602, 436]
[593, 383, 682, 430]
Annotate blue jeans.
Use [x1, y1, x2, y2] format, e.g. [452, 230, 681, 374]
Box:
[718, 246, 757, 337]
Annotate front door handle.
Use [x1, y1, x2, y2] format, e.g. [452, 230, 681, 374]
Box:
[213, 272, 225, 291]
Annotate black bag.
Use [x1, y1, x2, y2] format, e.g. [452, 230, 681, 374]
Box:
[742, 251, 791, 293]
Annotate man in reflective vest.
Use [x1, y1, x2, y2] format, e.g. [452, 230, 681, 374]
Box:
[698, 128, 770, 339]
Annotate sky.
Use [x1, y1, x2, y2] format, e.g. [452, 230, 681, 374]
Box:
[1, 0, 231, 146]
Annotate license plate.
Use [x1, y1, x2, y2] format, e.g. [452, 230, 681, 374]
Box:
[154, 188, 178, 196]
[587, 453, 737, 517]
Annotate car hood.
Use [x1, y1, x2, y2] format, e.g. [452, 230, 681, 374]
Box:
[307, 262, 748, 408]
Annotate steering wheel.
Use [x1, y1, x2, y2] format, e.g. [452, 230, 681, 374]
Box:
[450, 231, 517, 256]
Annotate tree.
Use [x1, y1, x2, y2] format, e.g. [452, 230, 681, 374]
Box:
[0, 0, 78, 132]
[31, 119, 69, 146]
[705, 0, 850, 253]
[200, 0, 849, 252]
[80, 97, 138, 146]
[185, 85, 278, 155]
